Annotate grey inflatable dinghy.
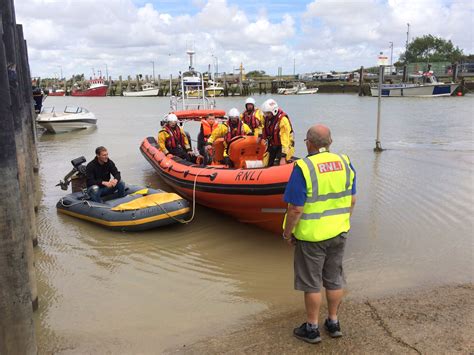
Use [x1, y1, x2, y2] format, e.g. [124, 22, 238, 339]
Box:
[56, 157, 190, 231]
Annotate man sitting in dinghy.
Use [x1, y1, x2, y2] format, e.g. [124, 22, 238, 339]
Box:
[86, 146, 126, 203]
[206, 108, 252, 167]
[158, 113, 197, 162]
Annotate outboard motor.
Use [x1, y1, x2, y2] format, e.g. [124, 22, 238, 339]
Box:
[56, 156, 87, 192]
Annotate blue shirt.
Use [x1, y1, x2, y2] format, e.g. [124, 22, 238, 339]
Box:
[284, 155, 356, 207]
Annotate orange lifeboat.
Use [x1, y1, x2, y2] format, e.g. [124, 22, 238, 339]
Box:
[140, 135, 294, 234]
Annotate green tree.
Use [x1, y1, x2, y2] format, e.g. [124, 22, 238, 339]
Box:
[399, 35, 463, 63]
[246, 70, 266, 77]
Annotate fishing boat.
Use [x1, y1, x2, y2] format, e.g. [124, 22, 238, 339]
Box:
[71, 78, 108, 97]
[47, 88, 66, 96]
[140, 135, 292, 234]
[36, 106, 97, 133]
[56, 157, 191, 231]
[123, 82, 159, 97]
[370, 72, 459, 97]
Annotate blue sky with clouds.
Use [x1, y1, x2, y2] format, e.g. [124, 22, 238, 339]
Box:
[15, 0, 473, 79]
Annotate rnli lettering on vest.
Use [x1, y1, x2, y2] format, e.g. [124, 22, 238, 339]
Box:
[318, 161, 343, 173]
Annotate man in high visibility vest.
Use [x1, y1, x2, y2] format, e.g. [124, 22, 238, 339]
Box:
[282, 124, 356, 344]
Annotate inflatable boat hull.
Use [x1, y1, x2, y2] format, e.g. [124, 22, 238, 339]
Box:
[57, 185, 190, 231]
[140, 137, 293, 234]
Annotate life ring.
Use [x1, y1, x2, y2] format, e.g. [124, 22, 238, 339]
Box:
[173, 109, 226, 121]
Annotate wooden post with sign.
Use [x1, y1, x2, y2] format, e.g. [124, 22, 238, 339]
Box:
[374, 53, 388, 152]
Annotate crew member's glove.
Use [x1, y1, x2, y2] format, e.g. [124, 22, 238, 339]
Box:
[222, 156, 232, 167]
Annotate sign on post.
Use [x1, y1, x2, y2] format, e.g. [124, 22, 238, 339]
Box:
[377, 54, 389, 66]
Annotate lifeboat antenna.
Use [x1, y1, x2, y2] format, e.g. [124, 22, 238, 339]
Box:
[186, 49, 195, 71]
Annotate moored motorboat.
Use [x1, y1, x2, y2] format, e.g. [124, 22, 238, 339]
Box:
[140, 135, 292, 234]
[279, 82, 318, 95]
[205, 80, 224, 97]
[123, 82, 159, 97]
[47, 88, 66, 96]
[36, 106, 97, 133]
[370, 72, 459, 97]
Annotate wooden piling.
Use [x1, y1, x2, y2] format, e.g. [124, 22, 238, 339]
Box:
[1, 0, 39, 311]
[358, 66, 364, 96]
[402, 65, 408, 83]
[0, 0, 37, 352]
[223, 72, 228, 96]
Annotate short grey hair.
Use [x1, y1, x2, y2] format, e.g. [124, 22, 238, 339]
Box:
[307, 126, 331, 148]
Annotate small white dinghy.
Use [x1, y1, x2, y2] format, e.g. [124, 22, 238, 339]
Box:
[36, 106, 97, 133]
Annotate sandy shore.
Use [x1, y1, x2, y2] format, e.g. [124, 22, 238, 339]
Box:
[169, 283, 473, 354]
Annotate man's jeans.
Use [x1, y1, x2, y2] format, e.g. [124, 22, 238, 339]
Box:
[87, 181, 126, 203]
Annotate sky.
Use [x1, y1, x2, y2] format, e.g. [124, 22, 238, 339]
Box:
[15, 0, 474, 79]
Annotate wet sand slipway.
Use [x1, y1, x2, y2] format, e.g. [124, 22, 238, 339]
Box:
[35, 95, 473, 353]
[175, 284, 473, 354]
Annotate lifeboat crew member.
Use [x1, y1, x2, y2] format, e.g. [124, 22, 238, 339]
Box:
[206, 107, 251, 167]
[197, 113, 219, 157]
[240, 97, 264, 136]
[261, 98, 295, 167]
[158, 113, 194, 161]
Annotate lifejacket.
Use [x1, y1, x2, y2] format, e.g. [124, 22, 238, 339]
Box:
[264, 109, 293, 146]
[224, 120, 245, 144]
[163, 125, 186, 150]
[200, 119, 219, 142]
[241, 110, 260, 132]
[283, 152, 355, 242]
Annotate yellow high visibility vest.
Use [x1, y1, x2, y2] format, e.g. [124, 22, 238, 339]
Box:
[284, 152, 354, 242]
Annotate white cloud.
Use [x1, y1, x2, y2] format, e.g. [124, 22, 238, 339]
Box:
[14, 0, 474, 78]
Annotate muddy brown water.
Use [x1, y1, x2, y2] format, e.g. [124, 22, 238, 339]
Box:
[35, 94, 473, 353]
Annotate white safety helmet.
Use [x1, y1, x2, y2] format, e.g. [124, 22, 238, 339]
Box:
[245, 97, 256, 106]
[228, 107, 240, 119]
[261, 98, 279, 116]
[167, 113, 178, 122]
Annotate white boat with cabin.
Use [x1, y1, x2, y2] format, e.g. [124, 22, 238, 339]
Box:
[123, 82, 159, 97]
[278, 82, 318, 95]
[36, 106, 97, 133]
[370, 72, 459, 97]
[205, 80, 224, 97]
